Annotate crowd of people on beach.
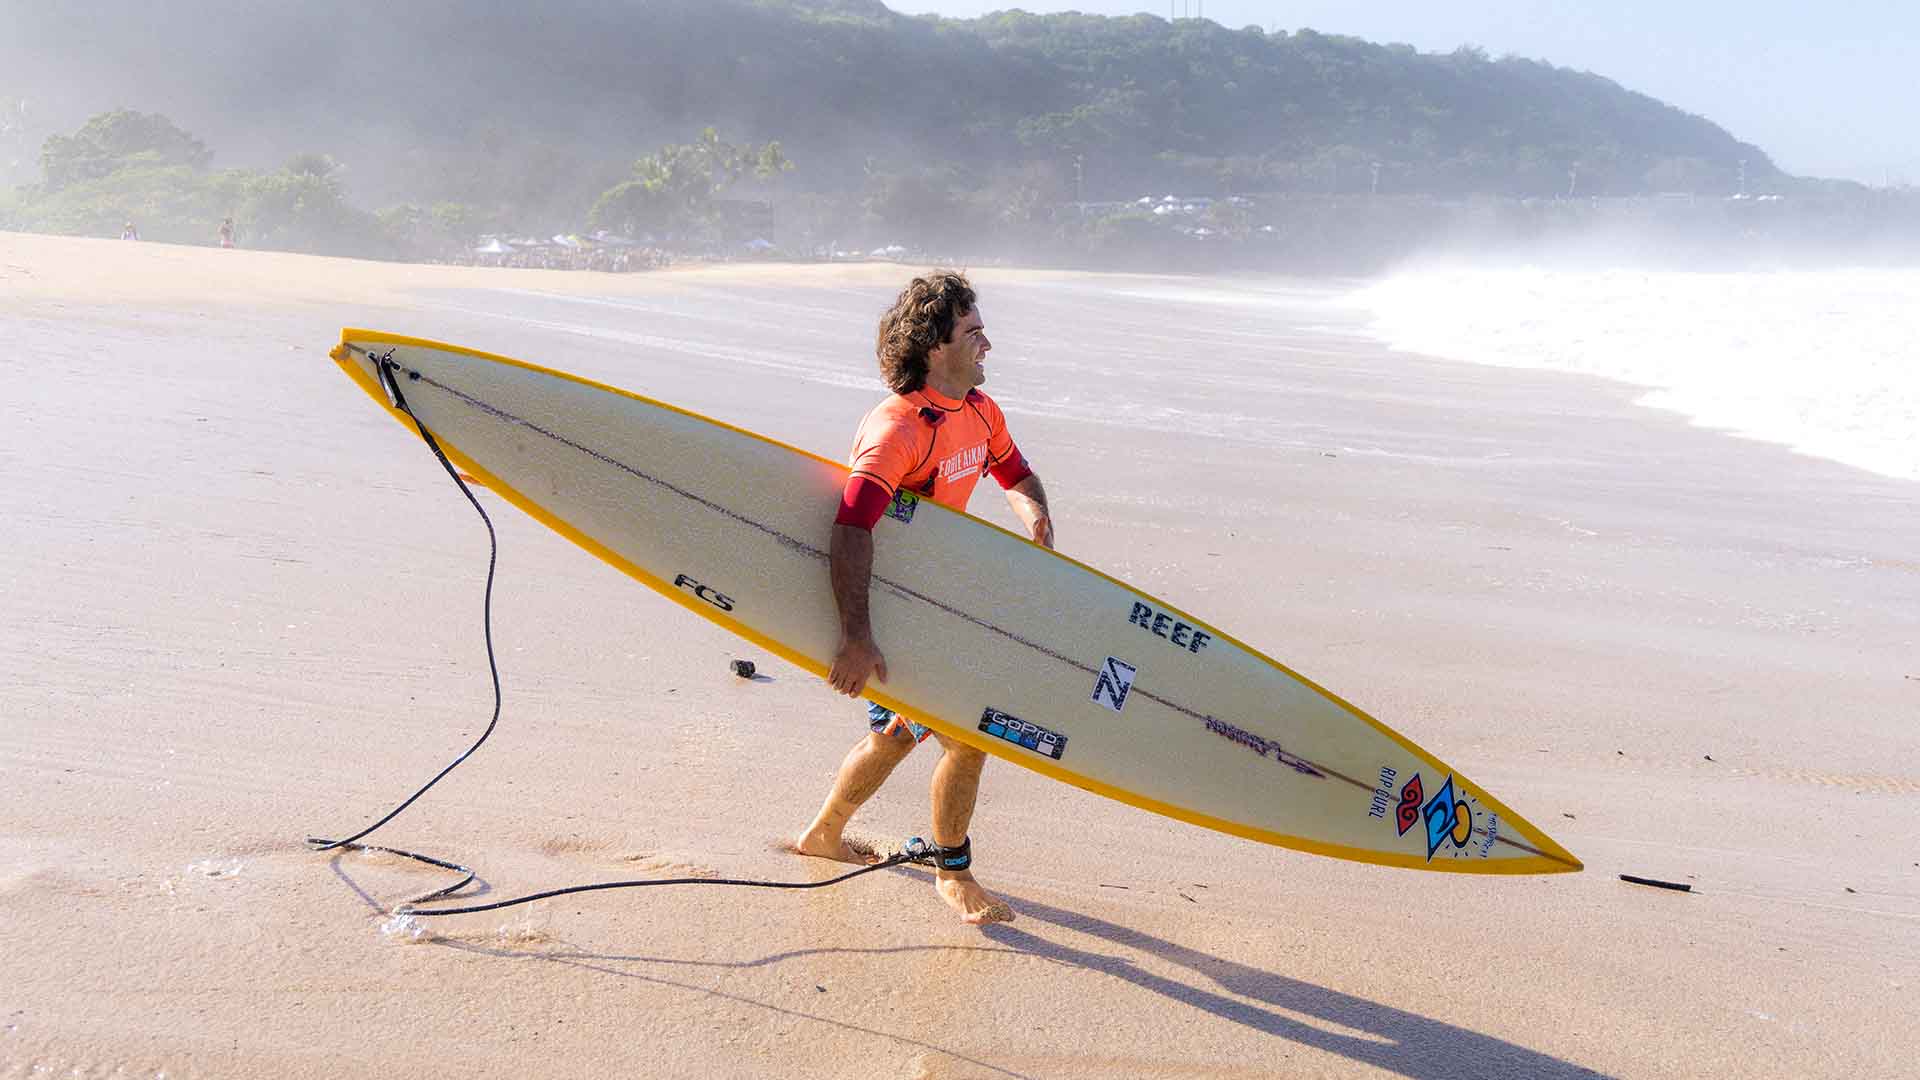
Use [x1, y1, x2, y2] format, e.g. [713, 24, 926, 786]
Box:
[447, 243, 676, 273]
[110, 218, 679, 272]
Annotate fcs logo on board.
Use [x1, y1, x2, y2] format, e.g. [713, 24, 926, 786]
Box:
[1091, 656, 1136, 713]
[672, 573, 736, 612]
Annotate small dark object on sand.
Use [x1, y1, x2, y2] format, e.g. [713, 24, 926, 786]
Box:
[730, 659, 756, 679]
[1620, 874, 1692, 893]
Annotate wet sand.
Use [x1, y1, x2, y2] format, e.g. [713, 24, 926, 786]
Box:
[2, 231, 1915, 1078]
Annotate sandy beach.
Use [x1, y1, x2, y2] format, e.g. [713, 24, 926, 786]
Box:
[2, 231, 1915, 1079]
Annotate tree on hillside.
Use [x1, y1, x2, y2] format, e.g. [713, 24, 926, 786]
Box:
[589, 128, 793, 239]
[40, 109, 211, 191]
[239, 152, 383, 256]
[375, 200, 496, 258]
[1643, 156, 1725, 195]
[0, 97, 32, 186]
[14, 110, 237, 241]
[285, 152, 339, 180]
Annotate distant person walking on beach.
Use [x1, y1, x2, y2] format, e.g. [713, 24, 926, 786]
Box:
[120, 221, 139, 241]
[793, 270, 1053, 925]
[218, 217, 235, 248]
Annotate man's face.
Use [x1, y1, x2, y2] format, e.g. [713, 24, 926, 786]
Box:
[927, 306, 991, 391]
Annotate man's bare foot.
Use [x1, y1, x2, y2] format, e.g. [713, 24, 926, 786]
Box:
[935, 871, 1014, 925]
[788, 827, 881, 866]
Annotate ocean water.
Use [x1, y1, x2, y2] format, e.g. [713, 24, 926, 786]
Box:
[429, 267, 1915, 483]
[1345, 266, 1920, 483]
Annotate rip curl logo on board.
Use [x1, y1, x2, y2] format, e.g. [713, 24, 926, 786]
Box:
[1367, 765, 1399, 822]
[1394, 774, 1424, 836]
[1389, 773, 1497, 860]
[1420, 776, 1472, 860]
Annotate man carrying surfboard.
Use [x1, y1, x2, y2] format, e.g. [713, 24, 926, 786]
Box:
[794, 270, 1053, 925]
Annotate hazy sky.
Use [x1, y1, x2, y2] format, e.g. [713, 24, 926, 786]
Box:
[887, 1, 1917, 184]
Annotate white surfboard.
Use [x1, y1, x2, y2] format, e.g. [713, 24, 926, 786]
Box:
[332, 329, 1581, 875]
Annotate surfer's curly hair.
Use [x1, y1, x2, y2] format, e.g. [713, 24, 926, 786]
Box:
[875, 270, 976, 394]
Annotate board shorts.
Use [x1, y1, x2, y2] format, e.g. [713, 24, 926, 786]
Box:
[867, 701, 933, 744]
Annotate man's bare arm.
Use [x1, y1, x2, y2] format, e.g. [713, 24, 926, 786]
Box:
[1004, 473, 1054, 549]
[827, 522, 888, 696]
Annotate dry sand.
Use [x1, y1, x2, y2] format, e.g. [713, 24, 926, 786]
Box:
[2, 231, 1916, 1079]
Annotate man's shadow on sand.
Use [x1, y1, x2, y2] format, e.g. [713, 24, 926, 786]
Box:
[990, 890, 1610, 1080]
[327, 856, 1607, 1079]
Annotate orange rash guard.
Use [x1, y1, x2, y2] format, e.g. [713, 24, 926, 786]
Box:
[835, 385, 1032, 528]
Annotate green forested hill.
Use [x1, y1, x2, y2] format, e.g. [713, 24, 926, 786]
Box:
[4, 0, 1818, 264]
[3, 0, 1773, 203]
[966, 11, 1771, 197]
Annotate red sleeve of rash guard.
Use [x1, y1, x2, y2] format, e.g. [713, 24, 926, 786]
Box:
[834, 474, 892, 529]
[988, 441, 1032, 489]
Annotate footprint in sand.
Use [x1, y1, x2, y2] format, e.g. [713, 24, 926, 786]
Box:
[774, 833, 890, 866]
[538, 834, 618, 858]
[616, 851, 719, 877]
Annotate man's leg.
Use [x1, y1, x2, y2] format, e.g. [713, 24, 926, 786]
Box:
[929, 734, 1014, 924]
[794, 729, 915, 864]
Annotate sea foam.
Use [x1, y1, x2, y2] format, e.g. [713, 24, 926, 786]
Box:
[1347, 266, 1920, 482]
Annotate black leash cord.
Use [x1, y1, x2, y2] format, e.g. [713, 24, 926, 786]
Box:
[397, 848, 931, 917]
[304, 351, 502, 909]
[309, 348, 943, 916]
